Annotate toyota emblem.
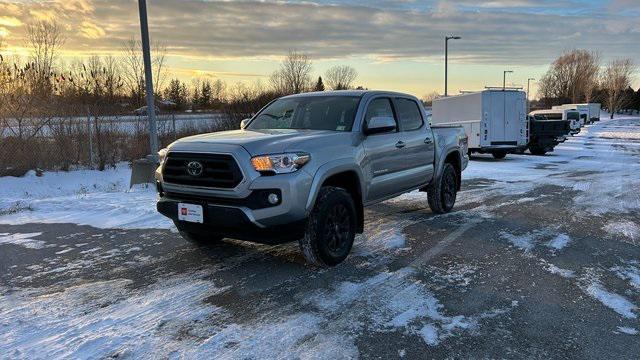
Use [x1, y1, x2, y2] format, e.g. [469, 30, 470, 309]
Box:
[186, 161, 204, 177]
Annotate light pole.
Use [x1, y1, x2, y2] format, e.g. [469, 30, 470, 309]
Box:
[138, 0, 159, 161]
[503, 70, 513, 90]
[444, 35, 461, 97]
[527, 78, 535, 114]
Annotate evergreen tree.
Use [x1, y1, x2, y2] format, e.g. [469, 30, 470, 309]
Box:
[314, 76, 325, 91]
[164, 78, 188, 110]
[200, 80, 212, 108]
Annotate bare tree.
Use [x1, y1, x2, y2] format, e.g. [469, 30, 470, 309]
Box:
[601, 58, 635, 119]
[325, 65, 358, 90]
[120, 37, 167, 107]
[538, 50, 600, 105]
[269, 50, 312, 95]
[421, 91, 441, 106]
[26, 20, 65, 94]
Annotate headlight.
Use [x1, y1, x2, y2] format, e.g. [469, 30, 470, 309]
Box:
[158, 148, 168, 164]
[251, 153, 310, 174]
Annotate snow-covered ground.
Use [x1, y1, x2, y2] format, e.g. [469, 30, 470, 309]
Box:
[1, 115, 639, 358]
[0, 164, 171, 230]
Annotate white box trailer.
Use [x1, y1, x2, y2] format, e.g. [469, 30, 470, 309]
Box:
[588, 103, 601, 122]
[432, 90, 527, 159]
[552, 104, 590, 125]
[552, 103, 601, 124]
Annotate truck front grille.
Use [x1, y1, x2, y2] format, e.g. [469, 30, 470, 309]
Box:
[163, 152, 243, 189]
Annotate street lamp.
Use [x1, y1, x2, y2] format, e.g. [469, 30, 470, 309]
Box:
[444, 35, 461, 97]
[527, 78, 535, 114]
[503, 70, 513, 90]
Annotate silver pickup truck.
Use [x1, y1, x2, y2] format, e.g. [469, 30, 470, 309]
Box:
[156, 90, 468, 266]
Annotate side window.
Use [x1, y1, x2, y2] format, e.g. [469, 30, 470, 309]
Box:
[365, 98, 396, 127]
[395, 98, 424, 131]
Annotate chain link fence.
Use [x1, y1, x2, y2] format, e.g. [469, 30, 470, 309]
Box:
[0, 112, 238, 177]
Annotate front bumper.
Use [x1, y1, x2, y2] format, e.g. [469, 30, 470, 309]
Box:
[157, 196, 306, 244]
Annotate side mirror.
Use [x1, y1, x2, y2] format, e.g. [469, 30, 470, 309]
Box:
[364, 116, 396, 135]
[240, 118, 250, 129]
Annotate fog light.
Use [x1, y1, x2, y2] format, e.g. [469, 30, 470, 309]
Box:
[267, 193, 280, 205]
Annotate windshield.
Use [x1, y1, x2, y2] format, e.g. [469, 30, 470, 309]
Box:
[247, 96, 360, 131]
[567, 111, 580, 120]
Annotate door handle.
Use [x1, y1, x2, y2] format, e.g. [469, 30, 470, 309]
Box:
[424, 138, 433, 144]
[395, 141, 406, 149]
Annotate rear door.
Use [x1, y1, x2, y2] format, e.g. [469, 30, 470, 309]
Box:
[394, 97, 434, 189]
[506, 91, 525, 144]
[361, 97, 405, 202]
[490, 92, 506, 141]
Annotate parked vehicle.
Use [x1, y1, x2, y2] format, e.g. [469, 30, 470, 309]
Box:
[133, 105, 161, 116]
[155, 91, 469, 266]
[432, 89, 527, 159]
[553, 104, 590, 125]
[530, 109, 581, 135]
[587, 103, 601, 122]
[555, 103, 601, 123]
[526, 114, 571, 155]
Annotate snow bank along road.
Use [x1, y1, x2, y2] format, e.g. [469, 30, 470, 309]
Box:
[1, 117, 639, 358]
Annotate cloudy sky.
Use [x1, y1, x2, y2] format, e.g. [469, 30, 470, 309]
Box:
[1, 0, 638, 96]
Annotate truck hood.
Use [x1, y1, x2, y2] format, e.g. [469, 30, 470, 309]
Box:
[169, 129, 345, 155]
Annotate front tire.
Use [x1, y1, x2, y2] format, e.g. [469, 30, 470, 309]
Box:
[492, 151, 507, 159]
[174, 221, 223, 244]
[299, 186, 357, 267]
[428, 163, 458, 214]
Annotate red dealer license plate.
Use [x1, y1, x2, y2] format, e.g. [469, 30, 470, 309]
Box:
[177, 203, 203, 223]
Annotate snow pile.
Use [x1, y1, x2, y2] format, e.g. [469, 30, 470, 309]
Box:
[301, 267, 507, 347]
[0, 273, 230, 358]
[604, 221, 639, 243]
[546, 234, 571, 250]
[617, 326, 638, 335]
[611, 262, 640, 290]
[580, 272, 638, 319]
[0, 232, 45, 249]
[0, 163, 172, 230]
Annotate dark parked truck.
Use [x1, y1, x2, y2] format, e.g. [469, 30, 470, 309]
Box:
[155, 90, 469, 266]
[527, 115, 571, 155]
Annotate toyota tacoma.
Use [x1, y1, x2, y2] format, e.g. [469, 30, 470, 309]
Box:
[156, 90, 468, 266]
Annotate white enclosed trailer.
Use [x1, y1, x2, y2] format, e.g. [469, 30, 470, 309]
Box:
[432, 90, 527, 159]
[588, 103, 601, 122]
[553, 103, 601, 123]
[552, 104, 590, 125]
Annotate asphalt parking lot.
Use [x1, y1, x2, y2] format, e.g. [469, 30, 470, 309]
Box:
[1, 117, 639, 358]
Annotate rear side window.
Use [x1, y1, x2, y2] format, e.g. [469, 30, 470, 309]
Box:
[395, 98, 423, 131]
[365, 98, 396, 125]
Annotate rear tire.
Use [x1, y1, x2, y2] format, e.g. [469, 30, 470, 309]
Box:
[174, 221, 223, 244]
[299, 186, 357, 267]
[428, 163, 458, 214]
[492, 151, 507, 159]
[529, 146, 547, 156]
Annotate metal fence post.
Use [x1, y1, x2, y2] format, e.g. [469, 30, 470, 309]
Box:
[172, 113, 176, 139]
[86, 107, 94, 169]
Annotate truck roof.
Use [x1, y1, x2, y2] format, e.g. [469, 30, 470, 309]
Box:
[281, 90, 416, 99]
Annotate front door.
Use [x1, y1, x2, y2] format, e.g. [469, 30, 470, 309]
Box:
[361, 97, 404, 202]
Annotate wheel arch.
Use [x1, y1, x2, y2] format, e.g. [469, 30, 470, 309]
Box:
[306, 163, 365, 233]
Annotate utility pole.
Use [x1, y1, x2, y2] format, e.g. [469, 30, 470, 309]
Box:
[527, 78, 535, 114]
[503, 70, 513, 90]
[138, 0, 158, 161]
[444, 36, 461, 97]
